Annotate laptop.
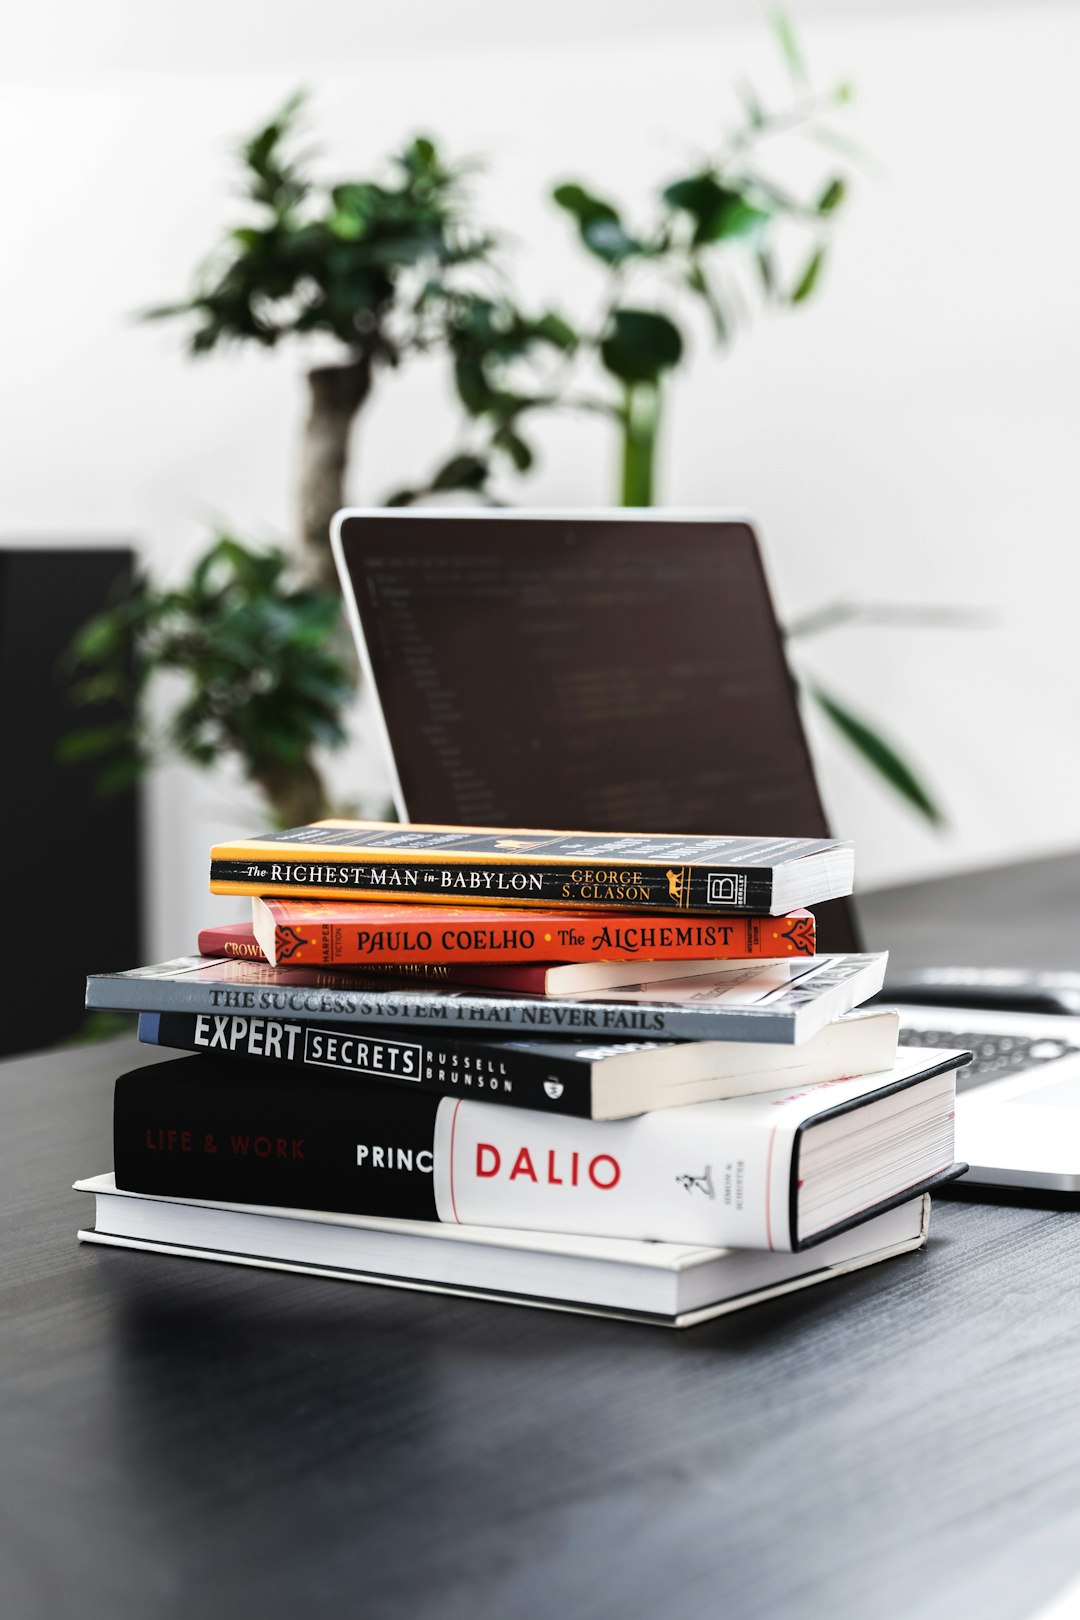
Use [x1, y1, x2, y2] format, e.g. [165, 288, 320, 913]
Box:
[331, 508, 1080, 1193]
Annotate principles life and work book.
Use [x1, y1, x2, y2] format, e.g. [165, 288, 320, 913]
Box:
[209, 820, 854, 914]
[87, 952, 889, 1045]
[110, 1047, 966, 1251]
[76, 1177, 932, 1329]
[137, 1007, 901, 1120]
[249, 896, 817, 967]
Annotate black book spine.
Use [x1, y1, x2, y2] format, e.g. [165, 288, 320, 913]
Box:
[209, 856, 775, 913]
[140, 1012, 595, 1118]
[114, 1057, 446, 1219]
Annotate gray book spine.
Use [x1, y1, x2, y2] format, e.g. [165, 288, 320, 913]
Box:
[86, 954, 882, 1045]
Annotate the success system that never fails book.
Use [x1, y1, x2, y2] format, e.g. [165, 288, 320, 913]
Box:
[209, 820, 854, 914]
[86, 952, 888, 1046]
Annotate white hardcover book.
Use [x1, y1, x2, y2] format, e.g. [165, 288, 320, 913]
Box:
[76, 1176, 931, 1329]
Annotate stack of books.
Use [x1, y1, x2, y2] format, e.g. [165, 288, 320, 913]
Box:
[79, 821, 969, 1327]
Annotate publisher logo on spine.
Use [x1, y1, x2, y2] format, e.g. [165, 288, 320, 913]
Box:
[707, 873, 748, 906]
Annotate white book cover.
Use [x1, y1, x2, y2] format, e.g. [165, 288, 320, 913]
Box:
[76, 1176, 931, 1328]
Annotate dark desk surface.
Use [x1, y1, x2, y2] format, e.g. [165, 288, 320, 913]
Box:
[5, 855, 1080, 1620]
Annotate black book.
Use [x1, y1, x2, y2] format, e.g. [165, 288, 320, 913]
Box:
[209, 821, 854, 914]
[113, 1048, 967, 1252]
[137, 1007, 900, 1120]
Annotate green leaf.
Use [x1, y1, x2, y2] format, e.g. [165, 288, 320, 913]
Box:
[663, 175, 722, 217]
[552, 182, 638, 263]
[771, 10, 808, 85]
[600, 309, 684, 384]
[494, 427, 533, 472]
[790, 246, 826, 304]
[56, 724, 130, 762]
[535, 312, 577, 351]
[454, 355, 493, 415]
[708, 197, 770, 242]
[810, 685, 944, 825]
[408, 135, 437, 168]
[662, 174, 768, 245]
[817, 178, 846, 215]
[69, 612, 129, 664]
[582, 218, 640, 264]
[552, 182, 619, 226]
[430, 453, 489, 492]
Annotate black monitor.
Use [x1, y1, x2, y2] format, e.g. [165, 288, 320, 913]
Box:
[333, 510, 856, 952]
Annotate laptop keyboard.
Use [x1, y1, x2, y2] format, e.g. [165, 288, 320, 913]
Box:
[899, 1028, 1080, 1091]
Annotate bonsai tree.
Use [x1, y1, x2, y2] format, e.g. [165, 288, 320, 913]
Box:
[67, 19, 943, 828]
[147, 100, 568, 590]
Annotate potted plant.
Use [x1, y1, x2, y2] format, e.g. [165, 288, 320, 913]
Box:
[66, 18, 941, 828]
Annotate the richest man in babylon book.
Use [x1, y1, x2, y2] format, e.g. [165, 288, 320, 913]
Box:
[209, 821, 854, 914]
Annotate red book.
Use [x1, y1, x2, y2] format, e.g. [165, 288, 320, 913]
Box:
[197, 923, 265, 962]
[194, 923, 779, 996]
[250, 896, 815, 968]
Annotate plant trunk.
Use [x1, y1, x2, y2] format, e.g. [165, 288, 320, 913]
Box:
[252, 755, 333, 829]
[620, 382, 662, 507]
[299, 353, 375, 590]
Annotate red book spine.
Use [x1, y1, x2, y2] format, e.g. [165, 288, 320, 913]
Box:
[197, 924, 454, 979]
[254, 899, 816, 967]
[197, 924, 265, 961]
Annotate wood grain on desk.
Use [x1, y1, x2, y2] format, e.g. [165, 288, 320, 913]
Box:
[5, 855, 1080, 1620]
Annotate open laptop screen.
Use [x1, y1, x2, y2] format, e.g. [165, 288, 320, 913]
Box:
[333, 510, 854, 948]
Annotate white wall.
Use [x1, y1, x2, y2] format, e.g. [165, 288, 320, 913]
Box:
[2, 1, 1077, 956]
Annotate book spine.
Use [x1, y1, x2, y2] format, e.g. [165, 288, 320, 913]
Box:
[210, 856, 777, 914]
[199, 925, 456, 981]
[138, 1011, 596, 1118]
[197, 925, 266, 961]
[263, 908, 814, 967]
[113, 1059, 796, 1247]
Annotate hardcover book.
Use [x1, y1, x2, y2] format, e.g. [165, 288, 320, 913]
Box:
[250, 896, 817, 967]
[209, 820, 854, 915]
[197, 923, 265, 962]
[76, 1176, 932, 1329]
[87, 951, 888, 1045]
[110, 1047, 967, 1250]
[137, 1007, 900, 1120]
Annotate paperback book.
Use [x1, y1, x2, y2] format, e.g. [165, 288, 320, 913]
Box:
[209, 820, 854, 914]
[137, 1007, 901, 1120]
[203, 917, 788, 995]
[249, 896, 817, 967]
[111, 1047, 967, 1250]
[76, 1176, 932, 1329]
[87, 952, 889, 1045]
